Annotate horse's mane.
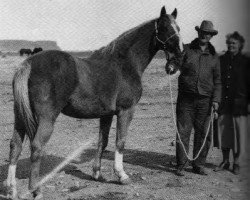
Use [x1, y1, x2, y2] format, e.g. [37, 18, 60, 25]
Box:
[90, 19, 156, 59]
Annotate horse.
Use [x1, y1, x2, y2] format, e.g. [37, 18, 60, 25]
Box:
[19, 48, 32, 56]
[5, 6, 183, 199]
[32, 47, 43, 55]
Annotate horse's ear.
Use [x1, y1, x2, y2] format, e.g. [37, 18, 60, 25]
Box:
[160, 6, 167, 18]
[171, 8, 177, 19]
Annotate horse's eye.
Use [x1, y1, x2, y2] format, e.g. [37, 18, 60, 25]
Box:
[158, 19, 168, 29]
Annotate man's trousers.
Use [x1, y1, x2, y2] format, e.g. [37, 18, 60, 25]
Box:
[176, 93, 212, 167]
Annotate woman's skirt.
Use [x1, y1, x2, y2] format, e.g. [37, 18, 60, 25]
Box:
[214, 114, 247, 156]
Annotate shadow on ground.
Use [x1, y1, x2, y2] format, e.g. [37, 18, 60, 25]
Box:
[0, 147, 217, 198]
[0, 147, 176, 197]
[74, 148, 176, 173]
[75, 148, 216, 171]
[0, 147, 217, 182]
[0, 152, 93, 197]
[0, 147, 177, 181]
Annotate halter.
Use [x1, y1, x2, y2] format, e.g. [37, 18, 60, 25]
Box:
[155, 21, 178, 50]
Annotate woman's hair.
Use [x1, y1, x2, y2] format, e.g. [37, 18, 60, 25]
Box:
[226, 31, 245, 51]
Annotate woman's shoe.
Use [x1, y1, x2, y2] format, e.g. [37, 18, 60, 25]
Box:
[232, 164, 240, 175]
[214, 161, 230, 172]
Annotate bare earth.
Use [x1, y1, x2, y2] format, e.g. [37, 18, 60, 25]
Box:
[0, 55, 249, 200]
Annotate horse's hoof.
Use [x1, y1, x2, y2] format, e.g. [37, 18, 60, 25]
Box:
[18, 191, 33, 200]
[6, 196, 19, 200]
[19, 191, 43, 200]
[92, 174, 106, 182]
[5, 185, 18, 200]
[92, 171, 106, 182]
[92, 171, 100, 180]
[6, 193, 19, 200]
[34, 193, 43, 200]
[120, 177, 132, 185]
[95, 176, 106, 182]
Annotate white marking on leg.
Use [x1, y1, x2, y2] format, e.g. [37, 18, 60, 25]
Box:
[6, 165, 17, 186]
[114, 150, 128, 181]
[6, 165, 17, 198]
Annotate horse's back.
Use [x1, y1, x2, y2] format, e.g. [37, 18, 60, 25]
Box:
[28, 50, 76, 75]
[26, 50, 79, 116]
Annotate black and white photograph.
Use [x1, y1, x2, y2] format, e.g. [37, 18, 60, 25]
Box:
[0, 0, 249, 199]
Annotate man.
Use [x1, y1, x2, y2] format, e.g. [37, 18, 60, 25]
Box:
[166, 20, 222, 176]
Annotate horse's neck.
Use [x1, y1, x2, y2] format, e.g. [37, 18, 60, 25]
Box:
[128, 36, 156, 76]
[90, 20, 157, 76]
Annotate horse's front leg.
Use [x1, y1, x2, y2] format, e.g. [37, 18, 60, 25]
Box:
[92, 115, 113, 181]
[114, 108, 134, 185]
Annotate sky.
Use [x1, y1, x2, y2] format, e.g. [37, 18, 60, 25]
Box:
[0, 0, 249, 51]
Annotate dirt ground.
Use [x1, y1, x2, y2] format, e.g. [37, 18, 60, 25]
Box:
[0, 55, 249, 200]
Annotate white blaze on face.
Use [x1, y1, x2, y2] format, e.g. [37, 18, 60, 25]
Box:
[171, 22, 184, 52]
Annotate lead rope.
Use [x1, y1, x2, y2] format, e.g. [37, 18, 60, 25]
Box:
[167, 74, 214, 162]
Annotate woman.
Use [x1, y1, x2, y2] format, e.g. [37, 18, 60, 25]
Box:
[215, 31, 248, 175]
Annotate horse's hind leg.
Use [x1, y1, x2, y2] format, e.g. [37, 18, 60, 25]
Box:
[5, 118, 25, 200]
[102, 116, 113, 152]
[93, 115, 113, 180]
[27, 117, 55, 199]
[114, 108, 134, 185]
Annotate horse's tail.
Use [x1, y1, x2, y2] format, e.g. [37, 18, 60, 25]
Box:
[13, 61, 37, 141]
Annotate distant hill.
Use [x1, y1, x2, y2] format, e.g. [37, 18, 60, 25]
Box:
[0, 40, 61, 52]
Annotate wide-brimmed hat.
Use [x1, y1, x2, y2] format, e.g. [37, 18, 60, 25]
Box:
[195, 20, 218, 35]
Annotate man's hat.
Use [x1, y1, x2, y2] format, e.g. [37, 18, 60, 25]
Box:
[195, 20, 218, 35]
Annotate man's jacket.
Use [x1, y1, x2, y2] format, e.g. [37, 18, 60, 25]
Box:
[168, 38, 222, 103]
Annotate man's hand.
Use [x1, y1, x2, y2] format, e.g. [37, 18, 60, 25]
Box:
[212, 102, 219, 111]
[212, 102, 219, 119]
[165, 64, 177, 75]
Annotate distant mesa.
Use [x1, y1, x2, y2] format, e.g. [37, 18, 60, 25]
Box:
[0, 40, 61, 52]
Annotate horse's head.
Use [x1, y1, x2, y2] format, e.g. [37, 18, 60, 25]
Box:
[155, 6, 183, 61]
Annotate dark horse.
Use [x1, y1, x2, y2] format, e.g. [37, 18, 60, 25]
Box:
[6, 6, 183, 199]
[32, 47, 43, 55]
[19, 48, 32, 56]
